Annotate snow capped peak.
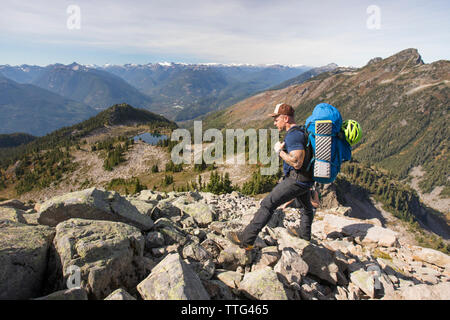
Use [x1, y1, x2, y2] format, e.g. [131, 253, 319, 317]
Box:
[66, 62, 83, 70]
[157, 62, 172, 66]
[193, 62, 307, 68]
[85, 64, 100, 69]
[81, 61, 308, 70]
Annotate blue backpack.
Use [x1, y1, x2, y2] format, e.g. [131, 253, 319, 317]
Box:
[302, 103, 352, 184]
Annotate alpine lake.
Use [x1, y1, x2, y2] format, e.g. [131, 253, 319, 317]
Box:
[133, 132, 168, 145]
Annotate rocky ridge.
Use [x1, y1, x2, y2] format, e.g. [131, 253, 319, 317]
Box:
[0, 187, 449, 300]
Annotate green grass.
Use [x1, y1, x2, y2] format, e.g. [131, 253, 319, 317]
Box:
[105, 177, 146, 195]
[372, 248, 392, 261]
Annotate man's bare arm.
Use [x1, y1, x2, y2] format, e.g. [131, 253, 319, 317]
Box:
[280, 149, 305, 170]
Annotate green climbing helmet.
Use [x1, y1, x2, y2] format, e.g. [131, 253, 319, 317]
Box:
[342, 119, 362, 146]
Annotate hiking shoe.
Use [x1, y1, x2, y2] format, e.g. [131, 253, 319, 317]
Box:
[287, 226, 311, 241]
[226, 231, 254, 251]
[287, 225, 300, 237]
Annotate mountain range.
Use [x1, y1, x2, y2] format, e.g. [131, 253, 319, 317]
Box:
[98, 63, 313, 120]
[31, 63, 155, 110]
[0, 62, 315, 126]
[269, 63, 339, 91]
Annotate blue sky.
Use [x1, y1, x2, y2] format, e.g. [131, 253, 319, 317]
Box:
[1, 0, 449, 67]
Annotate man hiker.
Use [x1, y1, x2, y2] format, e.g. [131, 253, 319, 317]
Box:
[227, 103, 315, 250]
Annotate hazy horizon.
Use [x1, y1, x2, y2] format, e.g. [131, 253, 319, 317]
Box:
[1, 1, 449, 68]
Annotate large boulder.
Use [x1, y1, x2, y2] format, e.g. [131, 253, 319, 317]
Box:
[0, 207, 27, 224]
[384, 282, 450, 300]
[104, 288, 137, 300]
[205, 232, 253, 269]
[322, 215, 398, 247]
[200, 238, 222, 262]
[151, 199, 182, 221]
[34, 287, 88, 300]
[214, 269, 243, 289]
[217, 244, 253, 270]
[153, 218, 188, 245]
[202, 279, 235, 300]
[129, 199, 156, 216]
[252, 246, 280, 271]
[136, 190, 164, 202]
[274, 227, 347, 286]
[137, 253, 210, 300]
[349, 269, 378, 298]
[0, 221, 55, 299]
[0, 199, 31, 211]
[48, 218, 145, 299]
[22, 212, 40, 225]
[300, 276, 334, 300]
[274, 247, 309, 285]
[301, 243, 348, 286]
[239, 267, 288, 300]
[273, 227, 310, 253]
[145, 231, 165, 249]
[172, 197, 216, 227]
[412, 247, 450, 269]
[182, 242, 213, 263]
[182, 242, 216, 280]
[37, 187, 154, 231]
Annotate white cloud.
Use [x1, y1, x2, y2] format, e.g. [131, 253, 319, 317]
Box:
[1, 0, 449, 66]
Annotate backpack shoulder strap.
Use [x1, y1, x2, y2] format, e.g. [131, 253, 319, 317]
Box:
[288, 125, 311, 149]
[287, 125, 306, 136]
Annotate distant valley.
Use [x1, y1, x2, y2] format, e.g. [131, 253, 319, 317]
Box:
[0, 73, 97, 136]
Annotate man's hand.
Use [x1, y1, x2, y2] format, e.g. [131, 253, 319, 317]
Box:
[274, 141, 285, 155]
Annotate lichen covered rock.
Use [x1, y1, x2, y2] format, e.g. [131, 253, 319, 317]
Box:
[137, 253, 210, 300]
[49, 218, 145, 299]
[0, 221, 55, 299]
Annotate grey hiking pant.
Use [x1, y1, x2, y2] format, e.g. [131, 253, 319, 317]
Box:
[241, 175, 314, 246]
